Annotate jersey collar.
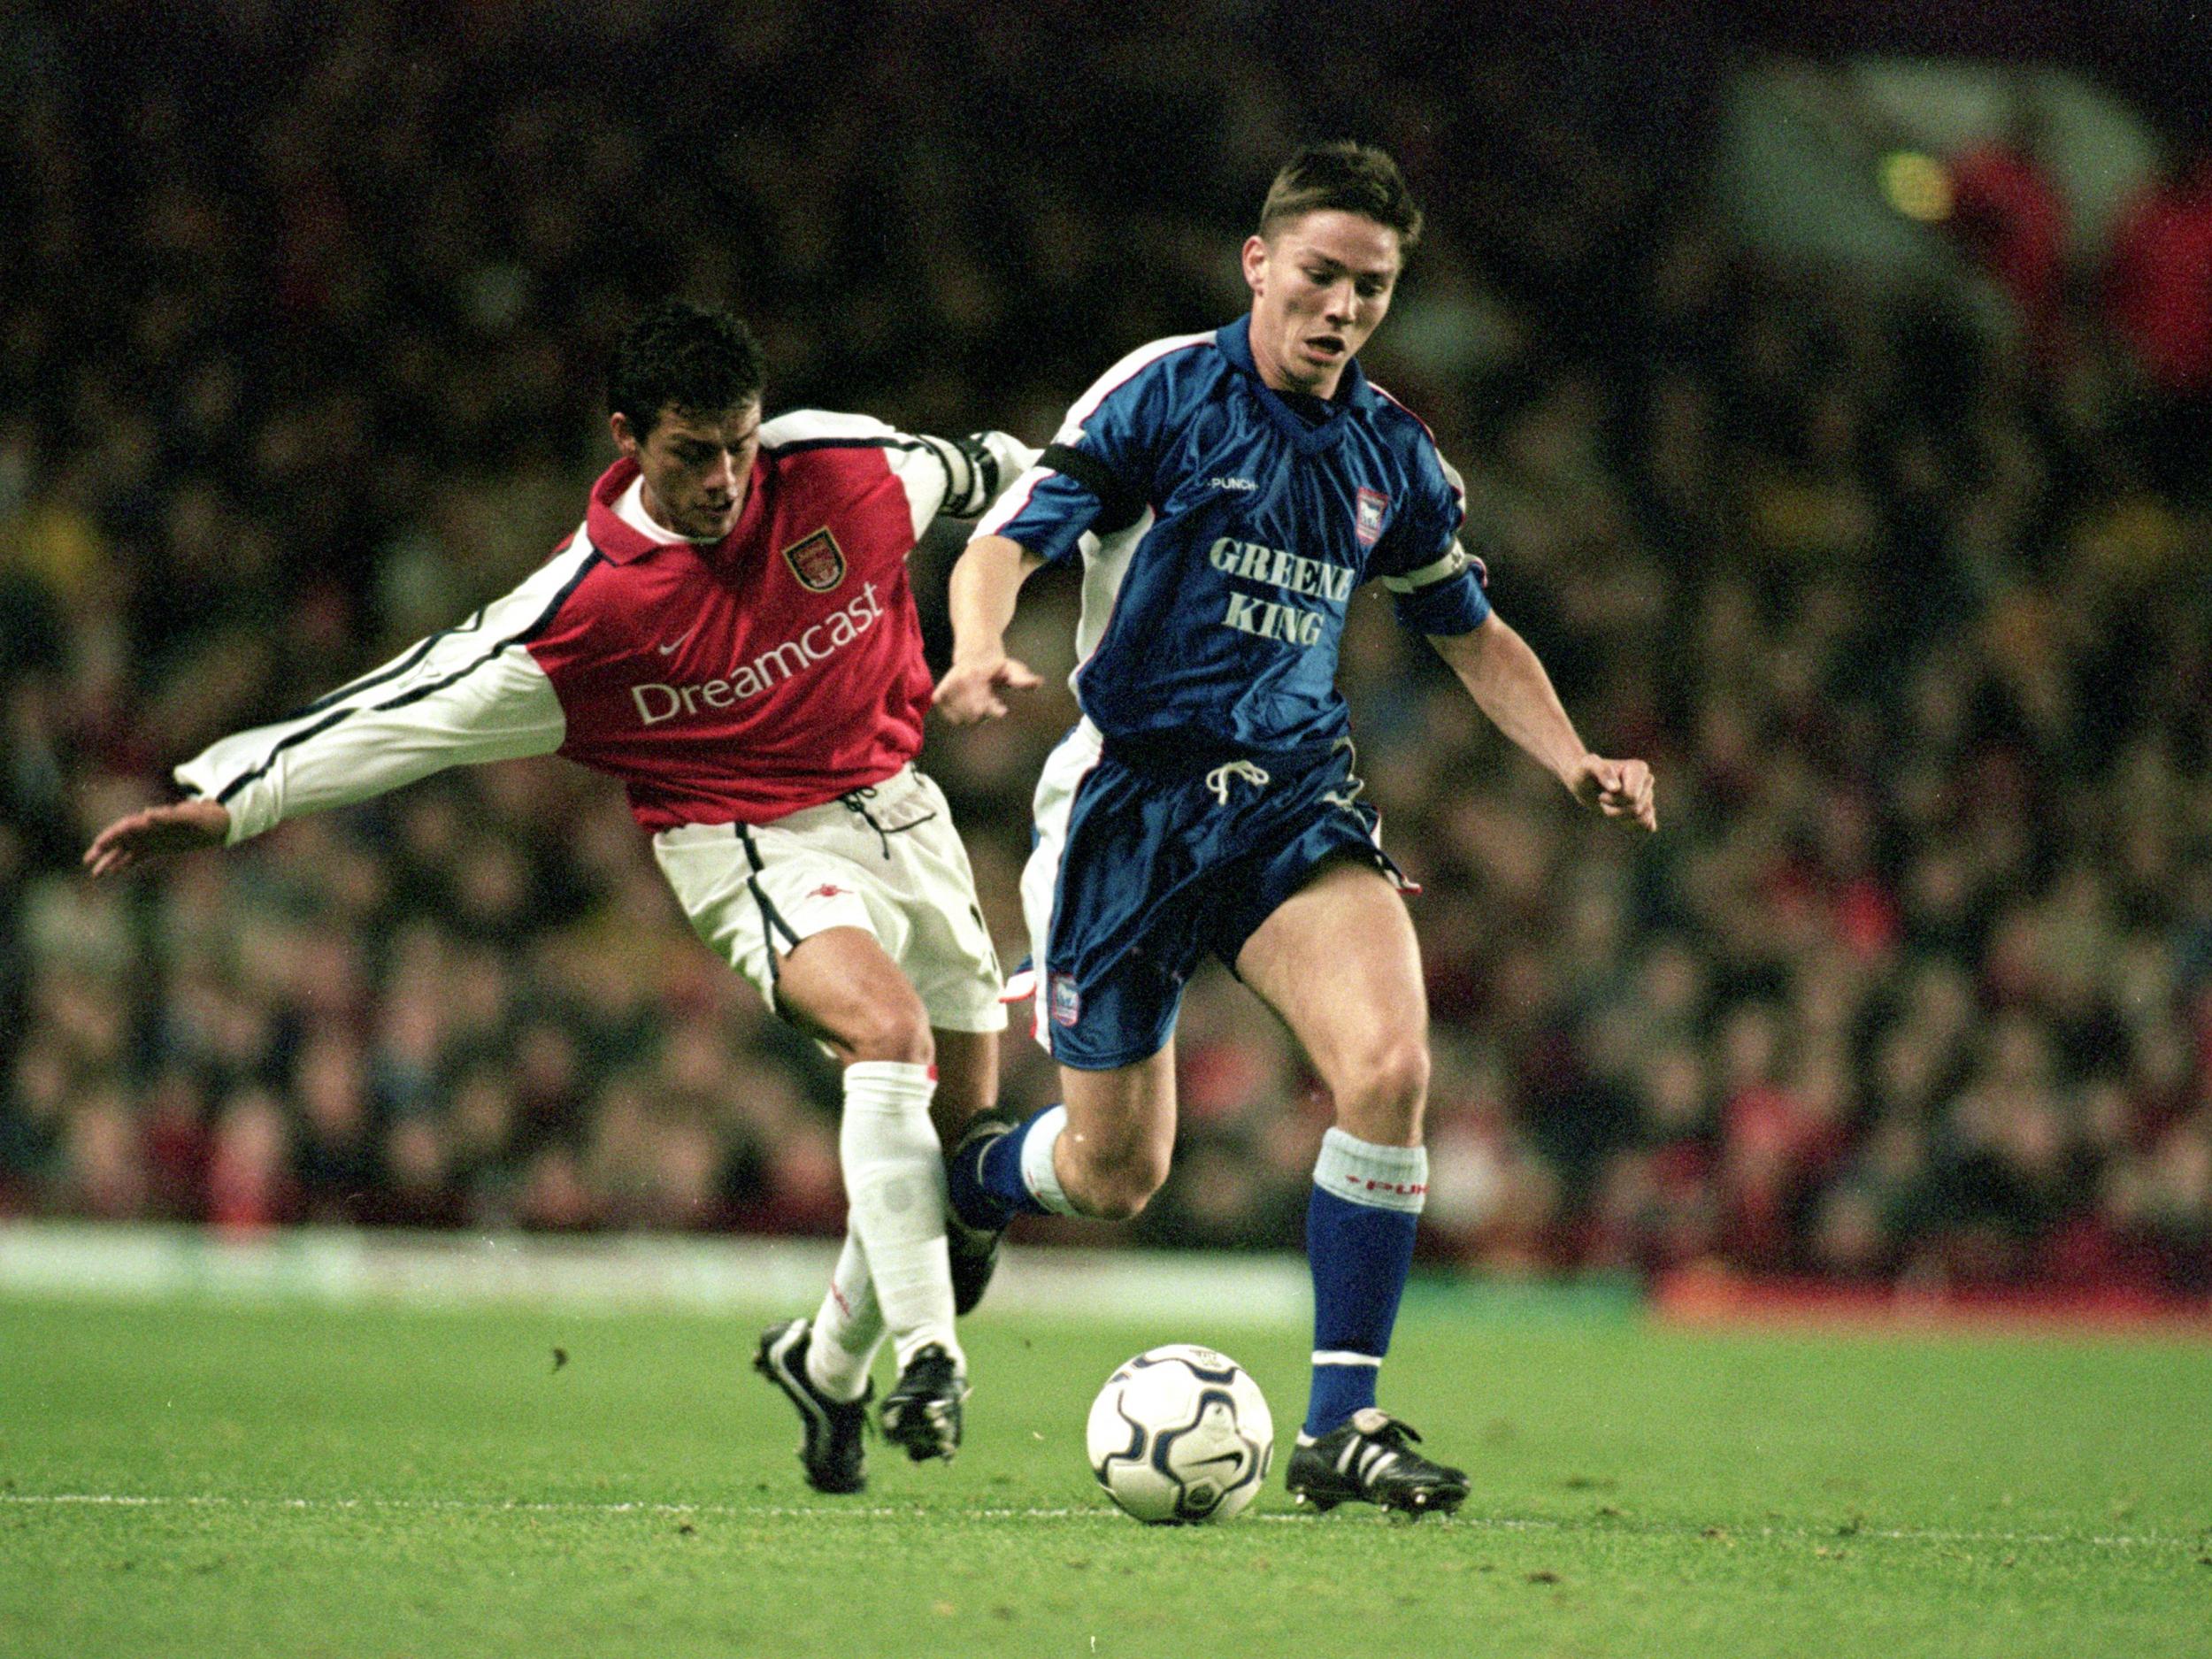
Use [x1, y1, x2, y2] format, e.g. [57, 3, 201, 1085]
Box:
[584, 457, 767, 565]
[1215, 315, 1379, 455]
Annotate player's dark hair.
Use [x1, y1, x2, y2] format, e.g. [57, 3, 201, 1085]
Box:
[1258, 142, 1424, 250]
[607, 299, 767, 439]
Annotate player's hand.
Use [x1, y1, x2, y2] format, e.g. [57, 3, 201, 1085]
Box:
[82, 799, 232, 878]
[1569, 755, 1657, 832]
[933, 649, 1042, 725]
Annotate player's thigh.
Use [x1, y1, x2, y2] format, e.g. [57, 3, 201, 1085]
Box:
[1233, 856, 1429, 1139]
[776, 926, 933, 1064]
[655, 826, 928, 1058]
[1058, 1042, 1179, 1183]
[1033, 758, 1211, 1073]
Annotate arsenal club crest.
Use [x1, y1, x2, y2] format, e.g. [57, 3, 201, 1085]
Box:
[781, 527, 847, 592]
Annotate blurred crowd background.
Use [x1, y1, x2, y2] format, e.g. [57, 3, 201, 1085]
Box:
[4, 1, 2208, 1295]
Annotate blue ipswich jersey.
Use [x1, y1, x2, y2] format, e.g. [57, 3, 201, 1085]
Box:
[977, 315, 1490, 764]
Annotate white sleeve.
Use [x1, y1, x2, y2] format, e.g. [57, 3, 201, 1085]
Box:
[174, 552, 585, 845]
[757, 410, 1039, 538]
[916, 429, 1041, 524]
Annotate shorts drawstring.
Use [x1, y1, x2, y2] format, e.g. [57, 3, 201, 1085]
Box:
[1203, 761, 1271, 805]
[840, 786, 893, 858]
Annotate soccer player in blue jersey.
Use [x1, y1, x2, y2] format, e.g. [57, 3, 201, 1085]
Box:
[934, 142, 1657, 1517]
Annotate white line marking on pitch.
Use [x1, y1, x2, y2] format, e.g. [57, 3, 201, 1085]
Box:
[0, 1493, 2195, 1550]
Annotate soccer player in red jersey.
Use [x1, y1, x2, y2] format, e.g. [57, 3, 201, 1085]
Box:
[85, 300, 1035, 1492]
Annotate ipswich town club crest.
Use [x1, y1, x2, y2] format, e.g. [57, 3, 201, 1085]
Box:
[1355, 488, 1390, 547]
[781, 527, 847, 592]
[1048, 972, 1082, 1028]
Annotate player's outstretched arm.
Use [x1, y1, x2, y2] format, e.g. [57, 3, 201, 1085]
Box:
[935, 534, 1047, 725]
[83, 798, 233, 879]
[1428, 614, 1657, 831]
[86, 563, 576, 876]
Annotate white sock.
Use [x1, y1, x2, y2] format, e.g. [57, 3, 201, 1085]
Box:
[1020, 1103, 1080, 1217]
[841, 1060, 962, 1373]
[805, 1230, 882, 1403]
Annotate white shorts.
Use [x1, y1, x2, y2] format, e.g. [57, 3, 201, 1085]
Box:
[652, 765, 1007, 1034]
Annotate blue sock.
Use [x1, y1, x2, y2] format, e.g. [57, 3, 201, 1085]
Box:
[1303, 1128, 1427, 1438]
[947, 1105, 1068, 1229]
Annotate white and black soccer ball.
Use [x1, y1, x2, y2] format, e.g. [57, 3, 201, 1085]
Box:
[1085, 1344, 1273, 1524]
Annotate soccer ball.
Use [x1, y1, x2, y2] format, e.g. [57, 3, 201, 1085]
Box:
[1085, 1344, 1274, 1524]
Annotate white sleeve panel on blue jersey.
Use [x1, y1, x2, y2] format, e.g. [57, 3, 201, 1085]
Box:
[978, 332, 1210, 565]
[973, 465, 1110, 565]
[173, 549, 585, 845]
[764, 410, 1038, 539]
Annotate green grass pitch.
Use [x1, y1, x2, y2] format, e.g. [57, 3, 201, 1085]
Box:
[1, 1291, 2207, 1657]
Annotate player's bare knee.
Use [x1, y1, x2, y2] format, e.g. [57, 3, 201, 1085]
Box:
[1067, 1143, 1171, 1221]
[1335, 1038, 1429, 1142]
[839, 998, 935, 1067]
[1073, 1178, 1156, 1223]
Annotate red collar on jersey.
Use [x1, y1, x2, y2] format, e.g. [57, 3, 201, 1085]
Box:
[585, 457, 764, 565]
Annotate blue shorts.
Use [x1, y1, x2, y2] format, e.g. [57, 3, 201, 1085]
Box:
[1018, 721, 1405, 1070]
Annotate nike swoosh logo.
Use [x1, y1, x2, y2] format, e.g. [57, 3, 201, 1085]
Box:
[1186, 1451, 1249, 1471]
[655, 626, 698, 657]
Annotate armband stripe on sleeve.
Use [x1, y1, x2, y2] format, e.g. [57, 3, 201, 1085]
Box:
[958, 434, 1001, 508]
[1039, 442, 1145, 534]
[918, 434, 962, 510]
[1380, 543, 1472, 594]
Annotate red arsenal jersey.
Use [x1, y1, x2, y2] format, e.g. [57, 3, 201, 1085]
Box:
[536, 416, 952, 826]
[176, 413, 1033, 842]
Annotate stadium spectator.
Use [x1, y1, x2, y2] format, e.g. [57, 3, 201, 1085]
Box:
[1946, 123, 2070, 367]
[2106, 144, 2212, 499]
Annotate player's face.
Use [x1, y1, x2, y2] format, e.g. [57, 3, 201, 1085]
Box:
[612, 402, 764, 541]
[1240, 211, 1402, 400]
